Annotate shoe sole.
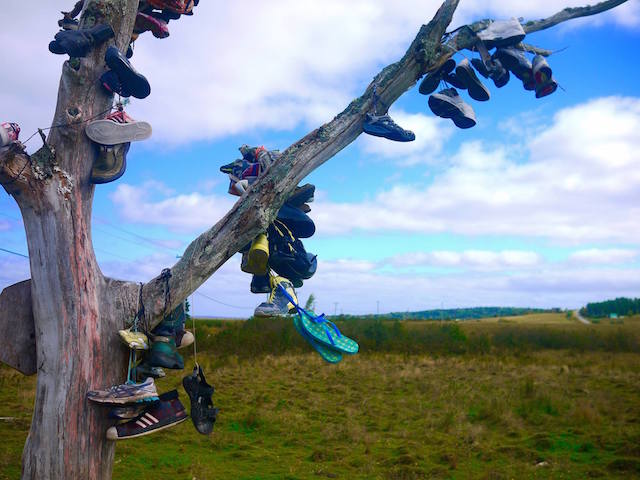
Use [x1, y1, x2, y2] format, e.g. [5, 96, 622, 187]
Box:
[428, 95, 462, 119]
[455, 64, 490, 102]
[86, 120, 152, 145]
[88, 392, 159, 404]
[107, 414, 188, 440]
[106, 49, 151, 99]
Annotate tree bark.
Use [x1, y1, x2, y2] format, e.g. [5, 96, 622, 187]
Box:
[0, 0, 630, 478]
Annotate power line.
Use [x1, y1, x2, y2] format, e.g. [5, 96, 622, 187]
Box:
[93, 216, 179, 253]
[0, 247, 29, 259]
[195, 290, 253, 311]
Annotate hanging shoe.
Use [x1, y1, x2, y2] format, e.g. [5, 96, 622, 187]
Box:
[100, 70, 132, 98]
[182, 366, 218, 435]
[134, 12, 170, 38]
[57, 17, 79, 31]
[490, 59, 510, 88]
[285, 184, 315, 207]
[362, 113, 415, 142]
[250, 274, 271, 294]
[254, 276, 297, 317]
[276, 204, 316, 239]
[147, 0, 193, 14]
[241, 234, 269, 275]
[455, 59, 490, 101]
[428, 88, 476, 129]
[493, 47, 533, 83]
[177, 330, 194, 349]
[108, 404, 147, 423]
[0, 122, 20, 147]
[148, 336, 184, 369]
[86, 110, 152, 145]
[118, 328, 149, 350]
[48, 23, 114, 57]
[87, 377, 159, 404]
[90, 142, 130, 184]
[105, 46, 151, 99]
[152, 302, 187, 346]
[532, 55, 557, 98]
[443, 71, 466, 90]
[476, 18, 526, 49]
[135, 362, 166, 382]
[106, 389, 189, 440]
[418, 58, 456, 95]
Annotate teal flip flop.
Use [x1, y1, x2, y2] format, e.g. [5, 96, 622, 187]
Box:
[298, 310, 359, 355]
[292, 314, 342, 364]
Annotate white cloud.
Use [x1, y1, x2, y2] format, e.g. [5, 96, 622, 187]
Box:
[568, 248, 638, 265]
[1, 1, 636, 146]
[110, 181, 235, 232]
[389, 250, 541, 270]
[312, 97, 640, 243]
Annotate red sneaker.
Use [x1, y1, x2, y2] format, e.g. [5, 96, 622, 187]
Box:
[0, 122, 20, 147]
[146, 0, 193, 14]
[134, 12, 170, 39]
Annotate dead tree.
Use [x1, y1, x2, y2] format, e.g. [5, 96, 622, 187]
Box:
[0, 0, 628, 478]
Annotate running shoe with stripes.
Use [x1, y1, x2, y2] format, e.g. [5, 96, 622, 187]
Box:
[87, 377, 159, 404]
[106, 389, 188, 440]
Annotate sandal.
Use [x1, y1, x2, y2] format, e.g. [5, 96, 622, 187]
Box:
[182, 366, 218, 435]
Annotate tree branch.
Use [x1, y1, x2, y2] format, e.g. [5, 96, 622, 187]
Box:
[136, 0, 461, 320]
[522, 0, 629, 34]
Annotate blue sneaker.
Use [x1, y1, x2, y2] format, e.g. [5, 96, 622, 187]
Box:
[363, 113, 415, 142]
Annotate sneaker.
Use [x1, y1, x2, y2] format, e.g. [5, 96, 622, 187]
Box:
[182, 366, 218, 435]
[106, 389, 189, 440]
[250, 274, 271, 294]
[285, 184, 315, 207]
[241, 234, 269, 275]
[0, 122, 20, 147]
[87, 377, 159, 404]
[532, 55, 557, 98]
[48, 23, 114, 57]
[134, 12, 170, 38]
[100, 70, 132, 98]
[418, 58, 456, 95]
[58, 17, 79, 31]
[105, 46, 151, 99]
[148, 336, 184, 369]
[276, 204, 316, 239]
[455, 59, 490, 101]
[147, 0, 193, 14]
[428, 88, 476, 129]
[476, 18, 526, 49]
[90, 142, 130, 184]
[177, 330, 194, 349]
[470, 57, 509, 88]
[85, 110, 152, 145]
[108, 404, 147, 422]
[493, 47, 533, 83]
[443, 71, 466, 90]
[363, 113, 415, 142]
[118, 328, 149, 350]
[135, 362, 166, 382]
[254, 276, 297, 317]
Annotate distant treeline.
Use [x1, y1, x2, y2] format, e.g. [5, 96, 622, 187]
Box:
[336, 307, 555, 321]
[581, 297, 640, 318]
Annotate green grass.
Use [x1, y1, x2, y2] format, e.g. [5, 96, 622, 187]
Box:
[1, 314, 640, 479]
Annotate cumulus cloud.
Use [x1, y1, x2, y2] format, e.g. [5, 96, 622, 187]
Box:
[567, 248, 638, 265]
[312, 97, 640, 243]
[1, 1, 637, 146]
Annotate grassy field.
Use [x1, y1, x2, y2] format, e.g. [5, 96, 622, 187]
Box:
[1, 314, 640, 479]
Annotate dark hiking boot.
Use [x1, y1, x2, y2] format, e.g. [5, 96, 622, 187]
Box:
[85, 110, 152, 145]
[363, 113, 415, 142]
[106, 389, 188, 440]
[418, 58, 456, 95]
[105, 46, 151, 99]
[49, 23, 114, 57]
[443, 71, 466, 90]
[476, 18, 526, 49]
[148, 336, 184, 369]
[490, 59, 510, 88]
[134, 12, 170, 38]
[254, 276, 297, 317]
[182, 366, 218, 435]
[0, 122, 20, 147]
[428, 88, 476, 129]
[494, 47, 533, 82]
[455, 59, 490, 101]
[251, 274, 271, 294]
[91, 142, 130, 184]
[87, 377, 159, 404]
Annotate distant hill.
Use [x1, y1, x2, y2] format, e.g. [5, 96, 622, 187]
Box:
[580, 297, 640, 318]
[335, 306, 556, 320]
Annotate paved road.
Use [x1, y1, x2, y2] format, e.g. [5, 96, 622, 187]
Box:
[574, 310, 590, 325]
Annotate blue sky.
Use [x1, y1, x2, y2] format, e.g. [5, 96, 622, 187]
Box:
[1, 1, 640, 317]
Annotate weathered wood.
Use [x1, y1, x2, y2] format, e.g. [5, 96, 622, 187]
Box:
[0, 280, 36, 375]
